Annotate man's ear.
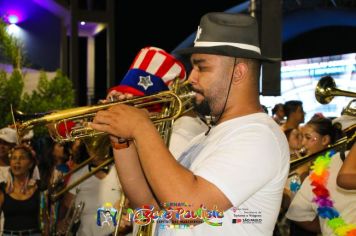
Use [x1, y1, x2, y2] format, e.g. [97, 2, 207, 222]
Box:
[233, 62, 248, 83]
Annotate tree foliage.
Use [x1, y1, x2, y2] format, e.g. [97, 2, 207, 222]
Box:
[0, 19, 23, 69]
[0, 69, 24, 127]
[19, 70, 75, 137]
[0, 19, 75, 137]
[20, 70, 74, 113]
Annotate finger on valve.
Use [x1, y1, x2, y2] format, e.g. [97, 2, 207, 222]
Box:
[106, 91, 134, 102]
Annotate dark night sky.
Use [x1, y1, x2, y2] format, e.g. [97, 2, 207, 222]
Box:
[114, 1, 356, 80]
[1, 0, 355, 102]
[2, 0, 355, 78]
[115, 1, 246, 79]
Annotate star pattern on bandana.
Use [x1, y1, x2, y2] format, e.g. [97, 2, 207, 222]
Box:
[137, 75, 154, 90]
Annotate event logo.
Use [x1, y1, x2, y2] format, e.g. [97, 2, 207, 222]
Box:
[230, 207, 263, 224]
[126, 203, 224, 227]
[97, 202, 118, 227]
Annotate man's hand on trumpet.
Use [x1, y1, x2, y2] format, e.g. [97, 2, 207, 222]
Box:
[95, 90, 149, 145]
[90, 98, 151, 141]
[99, 90, 134, 104]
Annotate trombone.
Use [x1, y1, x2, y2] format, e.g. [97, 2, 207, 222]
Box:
[315, 75, 356, 104]
[290, 75, 356, 174]
[290, 128, 356, 174]
[47, 133, 113, 201]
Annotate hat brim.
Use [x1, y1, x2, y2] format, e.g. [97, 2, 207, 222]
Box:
[175, 45, 280, 63]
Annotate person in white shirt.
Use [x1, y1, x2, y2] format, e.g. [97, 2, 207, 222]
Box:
[286, 116, 356, 236]
[336, 115, 356, 190]
[337, 142, 356, 190]
[91, 12, 289, 236]
[0, 127, 17, 233]
[286, 151, 356, 236]
[107, 46, 207, 235]
[0, 127, 17, 181]
[60, 139, 123, 236]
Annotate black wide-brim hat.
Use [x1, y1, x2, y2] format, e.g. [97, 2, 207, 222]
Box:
[176, 12, 280, 62]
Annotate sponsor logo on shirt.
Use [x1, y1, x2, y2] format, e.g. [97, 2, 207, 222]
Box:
[230, 207, 263, 224]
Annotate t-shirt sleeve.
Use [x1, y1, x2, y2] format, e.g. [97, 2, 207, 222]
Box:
[193, 124, 284, 206]
[286, 178, 317, 222]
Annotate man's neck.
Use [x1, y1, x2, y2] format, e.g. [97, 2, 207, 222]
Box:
[217, 106, 262, 125]
[284, 119, 299, 130]
[215, 85, 262, 125]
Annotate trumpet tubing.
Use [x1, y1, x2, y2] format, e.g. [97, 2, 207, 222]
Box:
[49, 156, 114, 202]
[114, 192, 126, 236]
[342, 99, 356, 116]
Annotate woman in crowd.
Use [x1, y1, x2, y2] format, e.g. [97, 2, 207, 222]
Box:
[337, 142, 356, 189]
[272, 103, 285, 125]
[286, 117, 341, 236]
[0, 145, 41, 235]
[284, 128, 303, 160]
[38, 139, 71, 190]
[301, 117, 337, 156]
[294, 117, 340, 183]
[37, 139, 71, 234]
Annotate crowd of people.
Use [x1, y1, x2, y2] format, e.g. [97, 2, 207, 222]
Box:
[268, 101, 356, 236]
[0, 11, 355, 236]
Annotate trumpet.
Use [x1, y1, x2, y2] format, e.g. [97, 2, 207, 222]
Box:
[13, 80, 195, 202]
[12, 83, 195, 143]
[11, 79, 194, 236]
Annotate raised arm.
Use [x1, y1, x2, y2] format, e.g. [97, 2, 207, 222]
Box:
[112, 141, 159, 209]
[337, 142, 356, 189]
[91, 104, 237, 212]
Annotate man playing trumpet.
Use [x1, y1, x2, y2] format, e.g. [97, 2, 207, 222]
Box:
[91, 12, 289, 236]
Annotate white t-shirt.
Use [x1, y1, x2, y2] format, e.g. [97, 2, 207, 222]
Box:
[286, 152, 356, 236]
[68, 165, 122, 236]
[169, 116, 208, 159]
[157, 113, 290, 236]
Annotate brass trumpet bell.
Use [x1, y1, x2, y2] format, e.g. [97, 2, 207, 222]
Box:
[315, 76, 356, 104]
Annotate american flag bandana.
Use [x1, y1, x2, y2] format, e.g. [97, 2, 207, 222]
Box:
[109, 47, 186, 96]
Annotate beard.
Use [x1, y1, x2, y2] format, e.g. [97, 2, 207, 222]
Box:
[191, 86, 212, 118]
[193, 99, 211, 118]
